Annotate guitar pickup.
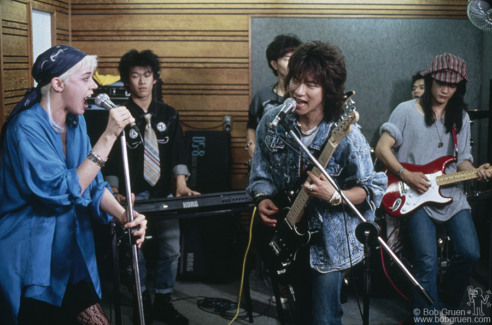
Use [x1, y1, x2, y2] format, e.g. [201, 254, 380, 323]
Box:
[398, 181, 409, 196]
[269, 241, 281, 256]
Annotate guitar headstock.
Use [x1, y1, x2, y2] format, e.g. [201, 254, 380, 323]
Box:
[330, 92, 359, 146]
[342, 91, 356, 112]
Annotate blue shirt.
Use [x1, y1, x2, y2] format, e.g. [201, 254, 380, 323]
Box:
[0, 104, 111, 324]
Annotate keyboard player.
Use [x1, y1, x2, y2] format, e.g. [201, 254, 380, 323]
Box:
[104, 49, 198, 325]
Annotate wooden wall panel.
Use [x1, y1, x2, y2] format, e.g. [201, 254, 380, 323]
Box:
[0, 0, 467, 189]
[1, 1, 29, 119]
[70, 0, 468, 190]
[0, 0, 70, 122]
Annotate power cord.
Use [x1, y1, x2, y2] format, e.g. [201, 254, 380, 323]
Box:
[227, 206, 256, 324]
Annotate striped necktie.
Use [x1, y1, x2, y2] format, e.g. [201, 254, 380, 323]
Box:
[143, 113, 160, 186]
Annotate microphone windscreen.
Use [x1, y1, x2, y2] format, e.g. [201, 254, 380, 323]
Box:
[94, 93, 112, 109]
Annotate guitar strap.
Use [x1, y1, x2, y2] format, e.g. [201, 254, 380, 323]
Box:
[452, 122, 458, 160]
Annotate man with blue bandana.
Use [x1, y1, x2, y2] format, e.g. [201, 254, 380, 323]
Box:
[0, 45, 148, 325]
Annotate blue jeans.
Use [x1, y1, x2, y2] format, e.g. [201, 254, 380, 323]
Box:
[407, 208, 480, 324]
[289, 251, 344, 325]
[132, 191, 181, 294]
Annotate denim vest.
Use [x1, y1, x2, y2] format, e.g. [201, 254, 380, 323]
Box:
[247, 107, 387, 273]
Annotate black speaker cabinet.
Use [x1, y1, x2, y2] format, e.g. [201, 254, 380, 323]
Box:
[186, 131, 230, 194]
[178, 215, 242, 283]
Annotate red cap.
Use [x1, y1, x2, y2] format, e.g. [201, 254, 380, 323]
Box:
[421, 53, 469, 83]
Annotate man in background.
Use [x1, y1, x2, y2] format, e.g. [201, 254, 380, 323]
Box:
[105, 49, 198, 325]
[245, 34, 302, 162]
[412, 71, 425, 98]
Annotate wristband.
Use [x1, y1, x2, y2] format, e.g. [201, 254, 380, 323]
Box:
[396, 167, 405, 177]
[87, 152, 107, 168]
[253, 192, 270, 206]
[329, 190, 342, 206]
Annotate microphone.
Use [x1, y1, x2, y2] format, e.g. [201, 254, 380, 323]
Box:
[95, 94, 140, 132]
[269, 98, 297, 128]
[95, 93, 117, 110]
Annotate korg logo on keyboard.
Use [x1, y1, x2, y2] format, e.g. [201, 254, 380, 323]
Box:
[183, 201, 199, 209]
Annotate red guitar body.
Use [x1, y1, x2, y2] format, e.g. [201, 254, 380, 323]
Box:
[382, 156, 456, 216]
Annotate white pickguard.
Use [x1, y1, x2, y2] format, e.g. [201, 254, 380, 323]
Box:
[399, 171, 452, 214]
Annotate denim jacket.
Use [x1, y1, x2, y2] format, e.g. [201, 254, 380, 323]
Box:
[247, 107, 387, 273]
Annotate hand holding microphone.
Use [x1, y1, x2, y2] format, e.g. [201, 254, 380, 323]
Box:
[95, 94, 141, 137]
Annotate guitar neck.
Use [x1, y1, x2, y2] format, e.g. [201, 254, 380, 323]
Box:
[285, 148, 335, 226]
[281, 95, 359, 227]
[436, 167, 492, 186]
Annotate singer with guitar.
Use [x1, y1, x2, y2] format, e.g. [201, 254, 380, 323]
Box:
[375, 53, 490, 324]
[247, 41, 387, 325]
[0, 46, 147, 325]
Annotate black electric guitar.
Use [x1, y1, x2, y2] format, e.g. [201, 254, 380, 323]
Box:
[253, 91, 358, 284]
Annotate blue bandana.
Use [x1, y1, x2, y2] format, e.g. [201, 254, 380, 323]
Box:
[1, 45, 87, 148]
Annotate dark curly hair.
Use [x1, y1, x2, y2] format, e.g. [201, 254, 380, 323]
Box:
[419, 74, 468, 133]
[284, 41, 347, 123]
[118, 49, 161, 86]
[266, 34, 302, 76]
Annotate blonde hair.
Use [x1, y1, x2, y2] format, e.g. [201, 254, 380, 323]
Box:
[41, 55, 98, 133]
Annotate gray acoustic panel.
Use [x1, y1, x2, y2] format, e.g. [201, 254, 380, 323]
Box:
[251, 18, 484, 155]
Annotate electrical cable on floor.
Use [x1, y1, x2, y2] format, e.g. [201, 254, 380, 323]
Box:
[227, 206, 256, 324]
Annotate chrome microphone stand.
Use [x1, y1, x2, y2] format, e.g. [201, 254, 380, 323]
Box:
[95, 94, 145, 325]
[276, 118, 433, 325]
[120, 130, 146, 325]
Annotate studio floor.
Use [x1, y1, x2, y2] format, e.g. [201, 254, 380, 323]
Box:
[98, 257, 491, 325]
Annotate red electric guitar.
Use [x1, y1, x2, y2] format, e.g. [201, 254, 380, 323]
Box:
[382, 156, 490, 216]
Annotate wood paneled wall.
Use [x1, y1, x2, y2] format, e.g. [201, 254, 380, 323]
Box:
[70, 0, 467, 189]
[1, 0, 468, 189]
[0, 0, 69, 124]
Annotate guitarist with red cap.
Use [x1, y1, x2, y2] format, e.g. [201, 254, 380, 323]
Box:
[375, 53, 491, 324]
